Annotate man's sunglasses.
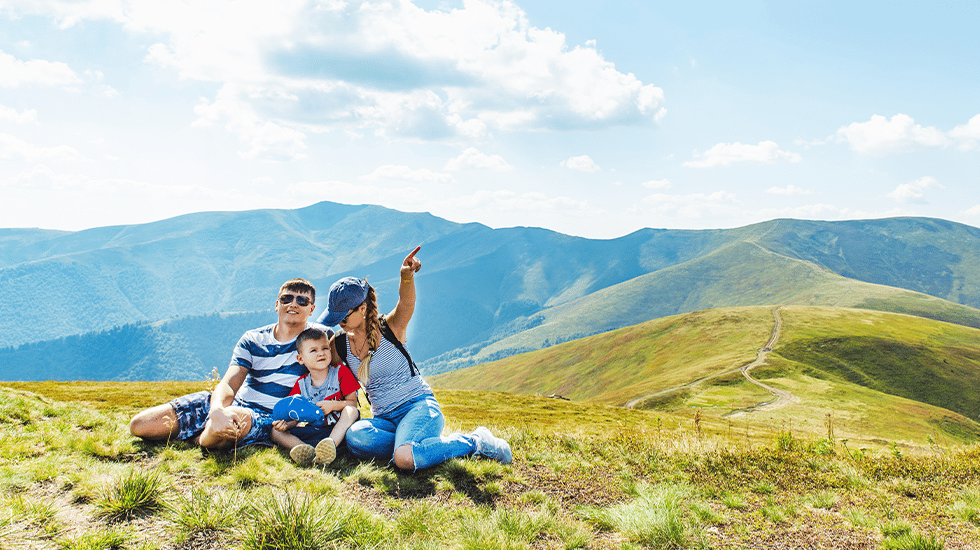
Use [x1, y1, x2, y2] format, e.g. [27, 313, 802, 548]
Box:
[279, 294, 312, 306]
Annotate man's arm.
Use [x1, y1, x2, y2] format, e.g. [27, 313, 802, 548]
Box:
[212, 364, 248, 408]
[203, 364, 249, 442]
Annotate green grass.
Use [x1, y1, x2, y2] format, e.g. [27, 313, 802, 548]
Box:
[433, 306, 775, 405]
[56, 525, 136, 550]
[94, 467, 168, 521]
[580, 483, 706, 549]
[881, 533, 946, 550]
[3, 374, 980, 548]
[240, 489, 382, 550]
[167, 487, 243, 541]
[952, 485, 980, 525]
[433, 305, 980, 449]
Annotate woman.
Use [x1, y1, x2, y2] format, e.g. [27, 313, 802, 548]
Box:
[317, 246, 512, 471]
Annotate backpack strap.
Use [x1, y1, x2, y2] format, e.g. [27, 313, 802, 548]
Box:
[379, 315, 420, 377]
[334, 329, 349, 362]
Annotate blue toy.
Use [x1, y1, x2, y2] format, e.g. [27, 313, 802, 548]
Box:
[272, 395, 325, 427]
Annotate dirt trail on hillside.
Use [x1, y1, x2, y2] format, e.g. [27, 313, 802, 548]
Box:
[625, 306, 796, 415]
[725, 306, 796, 417]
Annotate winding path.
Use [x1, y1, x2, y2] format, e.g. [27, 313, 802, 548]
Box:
[725, 307, 795, 417]
[625, 306, 795, 415]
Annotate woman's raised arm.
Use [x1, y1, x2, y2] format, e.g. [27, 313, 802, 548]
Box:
[386, 246, 421, 341]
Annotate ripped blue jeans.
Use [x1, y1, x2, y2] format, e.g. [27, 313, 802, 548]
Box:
[345, 393, 476, 470]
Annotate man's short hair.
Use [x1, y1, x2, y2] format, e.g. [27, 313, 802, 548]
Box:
[280, 278, 316, 304]
[295, 326, 330, 350]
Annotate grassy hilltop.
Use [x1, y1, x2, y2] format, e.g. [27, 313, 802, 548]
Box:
[1, 383, 979, 549]
[433, 306, 980, 447]
[2, 304, 980, 549]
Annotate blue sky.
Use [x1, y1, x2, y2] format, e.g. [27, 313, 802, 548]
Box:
[1, 0, 978, 239]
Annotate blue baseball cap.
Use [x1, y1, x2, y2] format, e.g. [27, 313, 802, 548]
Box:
[318, 276, 369, 326]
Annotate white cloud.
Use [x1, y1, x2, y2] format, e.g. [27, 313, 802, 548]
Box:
[362, 165, 456, 184]
[444, 189, 587, 213]
[286, 180, 590, 224]
[767, 185, 814, 196]
[640, 191, 739, 219]
[6, 0, 665, 153]
[0, 164, 276, 230]
[0, 49, 80, 88]
[0, 104, 37, 124]
[835, 114, 948, 155]
[778, 203, 851, 218]
[0, 133, 87, 161]
[193, 84, 308, 161]
[886, 176, 943, 204]
[683, 141, 801, 168]
[287, 179, 429, 206]
[949, 114, 980, 151]
[562, 155, 601, 172]
[960, 204, 980, 217]
[641, 178, 671, 189]
[444, 147, 513, 171]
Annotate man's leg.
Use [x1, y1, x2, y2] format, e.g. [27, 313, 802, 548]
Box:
[130, 390, 212, 442]
[129, 403, 180, 440]
[198, 405, 254, 450]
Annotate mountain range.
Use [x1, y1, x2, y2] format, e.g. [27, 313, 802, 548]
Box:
[1, 202, 979, 381]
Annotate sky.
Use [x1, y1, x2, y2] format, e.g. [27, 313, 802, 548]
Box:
[1, 0, 978, 239]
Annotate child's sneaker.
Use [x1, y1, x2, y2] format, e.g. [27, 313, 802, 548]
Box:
[314, 438, 336, 466]
[473, 427, 512, 464]
[289, 443, 315, 466]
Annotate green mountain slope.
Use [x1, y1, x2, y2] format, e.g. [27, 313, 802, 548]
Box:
[424, 240, 980, 373]
[759, 217, 980, 308]
[432, 305, 980, 444]
[4, 206, 980, 381]
[771, 306, 980, 424]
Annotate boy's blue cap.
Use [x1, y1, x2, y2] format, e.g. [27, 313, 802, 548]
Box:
[318, 277, 369, 326]
[272, 395, 325, 425]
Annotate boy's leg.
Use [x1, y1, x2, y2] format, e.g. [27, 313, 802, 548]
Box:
[270, 427, 306, 451]
[328, 405, 360, 446]
[315, 405, 361, 466]
[271, 429, 315, 466]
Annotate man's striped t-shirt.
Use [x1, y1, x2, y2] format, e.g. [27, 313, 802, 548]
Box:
[229, 322, 332, 413]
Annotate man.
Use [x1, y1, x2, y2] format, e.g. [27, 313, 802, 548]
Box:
[129, 278, 331, 450]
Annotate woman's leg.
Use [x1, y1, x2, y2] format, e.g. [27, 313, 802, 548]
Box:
[392, 396, 478, 471]
[345, 416, 398, 461]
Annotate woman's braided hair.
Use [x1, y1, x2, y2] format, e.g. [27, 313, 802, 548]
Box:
[357, 285, 380, 384]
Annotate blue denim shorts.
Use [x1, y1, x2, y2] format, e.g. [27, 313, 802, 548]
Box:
[237, 404, 274, 447]
[169, 391, 211, 442]
[169, 391, 273, 447]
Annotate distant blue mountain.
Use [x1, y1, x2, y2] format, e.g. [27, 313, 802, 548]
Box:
[1, 204, 979, 381]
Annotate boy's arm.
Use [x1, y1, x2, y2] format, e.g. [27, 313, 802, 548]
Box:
[272, 419, 299, 432]
[316, 398, 349, 413]
[316, 389, 359, 413]
[341, 391, 359, 407]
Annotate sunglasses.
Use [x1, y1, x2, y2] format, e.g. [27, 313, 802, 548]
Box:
[279, 294, 312, 307]
[341, 304, 361, 324]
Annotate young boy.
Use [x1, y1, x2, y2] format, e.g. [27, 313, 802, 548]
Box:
[272, 327, 360, 466]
